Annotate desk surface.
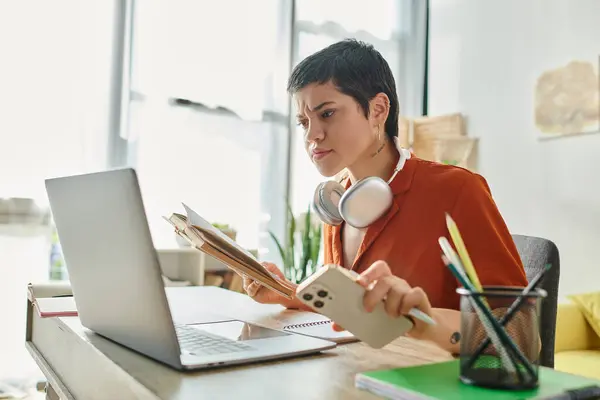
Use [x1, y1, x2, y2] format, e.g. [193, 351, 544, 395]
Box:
[28, 286, 452, 400]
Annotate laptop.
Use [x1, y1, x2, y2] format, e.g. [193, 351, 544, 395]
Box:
[45, 167, 336, 370]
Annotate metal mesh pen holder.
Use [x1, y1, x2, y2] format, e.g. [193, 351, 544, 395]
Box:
[457, 286, 547, 390]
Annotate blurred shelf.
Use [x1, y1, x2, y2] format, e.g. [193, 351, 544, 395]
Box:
[0, 223, 52, 238]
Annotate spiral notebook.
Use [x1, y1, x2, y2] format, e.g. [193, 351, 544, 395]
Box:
[253, 309, 357, 344]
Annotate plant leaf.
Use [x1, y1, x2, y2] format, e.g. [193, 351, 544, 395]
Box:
[287, 203, 296, 278]
[311, 223, 322, 265]
[268, 230, 286, 268]
[298, 206, 311, 281]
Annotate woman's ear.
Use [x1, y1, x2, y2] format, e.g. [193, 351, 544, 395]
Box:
[369, 93, 390, 127]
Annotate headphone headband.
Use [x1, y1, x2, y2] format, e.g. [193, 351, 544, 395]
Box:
[386, 137, 411, 184]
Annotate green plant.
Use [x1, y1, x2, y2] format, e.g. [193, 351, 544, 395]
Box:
[212, 222, 231, 230]
[268, 203, 322, 284]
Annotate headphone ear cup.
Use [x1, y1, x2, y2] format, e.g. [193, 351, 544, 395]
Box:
[312, 181, 345, 226]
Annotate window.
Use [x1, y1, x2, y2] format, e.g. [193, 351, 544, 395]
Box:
[0, 3, 112, 205]
[295, 0, 403, 41]
[130, 0, 287, 120]
[129, 101, 288, 256]
[126, 0, 293, 261]
[0, 1, 118, 381]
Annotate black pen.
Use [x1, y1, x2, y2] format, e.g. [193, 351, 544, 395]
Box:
[536, 384, 600, 400]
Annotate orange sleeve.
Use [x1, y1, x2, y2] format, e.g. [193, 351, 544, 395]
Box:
[322, 223, 333, 265]
[450, 173, 528, 288]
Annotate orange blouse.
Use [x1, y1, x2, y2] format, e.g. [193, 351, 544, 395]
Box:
[323, 156, 528, 311]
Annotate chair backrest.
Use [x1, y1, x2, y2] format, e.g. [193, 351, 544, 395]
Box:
[511, 234, 560, 368]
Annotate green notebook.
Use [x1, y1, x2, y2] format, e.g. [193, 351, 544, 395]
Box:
[355, 360, 600, 400]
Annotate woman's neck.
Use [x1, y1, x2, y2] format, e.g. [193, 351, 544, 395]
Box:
[347, 137, 399, 184]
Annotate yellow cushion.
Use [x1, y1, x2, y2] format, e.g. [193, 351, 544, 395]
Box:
[555, 350, 600, 380]
[568, 291, 600, 340]
[555, 302, 600, 352]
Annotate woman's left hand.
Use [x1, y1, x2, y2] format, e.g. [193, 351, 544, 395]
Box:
[332, 261, 435, 340]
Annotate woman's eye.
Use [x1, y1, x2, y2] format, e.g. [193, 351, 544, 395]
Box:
[296, 120, 308, 129]
[321, 110, 335, 118]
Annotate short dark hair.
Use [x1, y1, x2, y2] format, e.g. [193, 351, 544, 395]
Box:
[287, 39, 399, 139]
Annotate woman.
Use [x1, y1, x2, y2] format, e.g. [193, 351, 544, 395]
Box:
[241, 39, 528, 355]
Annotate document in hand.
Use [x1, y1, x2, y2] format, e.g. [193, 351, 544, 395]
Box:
[164, 203, 295, 299]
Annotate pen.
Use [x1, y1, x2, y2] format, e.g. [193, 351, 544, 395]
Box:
[407, 308, 436, 326]
[445, 213, 483, 293]
[438, 237, 465, 275]
[438, 236, 490, 309]
[536, 385, 600, 400]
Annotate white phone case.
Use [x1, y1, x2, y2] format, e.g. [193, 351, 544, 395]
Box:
[295, 264, 414, 349]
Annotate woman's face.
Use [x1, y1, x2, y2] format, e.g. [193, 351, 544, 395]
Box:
[294, 81, 384, 177]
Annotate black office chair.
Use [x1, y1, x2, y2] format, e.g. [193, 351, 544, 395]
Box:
[512, 234, 560, 368]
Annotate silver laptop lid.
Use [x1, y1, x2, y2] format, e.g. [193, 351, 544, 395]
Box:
[45, 168, 182, 369]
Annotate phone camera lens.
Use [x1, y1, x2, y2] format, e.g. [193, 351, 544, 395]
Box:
[317, 290, 328, 298]
[302, 293, 313, 301]
[314, 300, 324, 308]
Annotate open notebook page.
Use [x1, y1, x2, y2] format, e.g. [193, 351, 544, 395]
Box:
[251, 309, 357, 344]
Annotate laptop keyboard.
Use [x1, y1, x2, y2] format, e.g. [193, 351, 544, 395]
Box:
[175, 325, 254, 356]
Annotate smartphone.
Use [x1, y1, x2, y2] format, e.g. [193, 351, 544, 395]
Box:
[295, 264, 413, 349]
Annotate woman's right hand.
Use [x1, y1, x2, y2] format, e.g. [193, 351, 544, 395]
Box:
[241, 262, 298, 307]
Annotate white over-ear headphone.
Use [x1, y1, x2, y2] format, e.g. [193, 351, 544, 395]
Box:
[312, 137, 411, 229]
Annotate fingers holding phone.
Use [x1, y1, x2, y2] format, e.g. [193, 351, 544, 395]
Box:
[357, 261, 435, 339]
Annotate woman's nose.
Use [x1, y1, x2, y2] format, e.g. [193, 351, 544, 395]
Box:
[305, 120, 325, 142]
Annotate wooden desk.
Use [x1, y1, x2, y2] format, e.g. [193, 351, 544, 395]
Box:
[26, 286, 452, 399]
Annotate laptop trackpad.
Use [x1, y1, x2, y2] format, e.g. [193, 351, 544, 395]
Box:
[187, 320, 290, 342]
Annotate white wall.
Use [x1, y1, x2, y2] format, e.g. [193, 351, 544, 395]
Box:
[428, 0, 600, 299]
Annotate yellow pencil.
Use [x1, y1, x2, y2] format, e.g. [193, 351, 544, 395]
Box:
[445, 213, 484, 293]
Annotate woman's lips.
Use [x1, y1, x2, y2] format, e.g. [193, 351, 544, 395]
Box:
[312, 149, 333, 160]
